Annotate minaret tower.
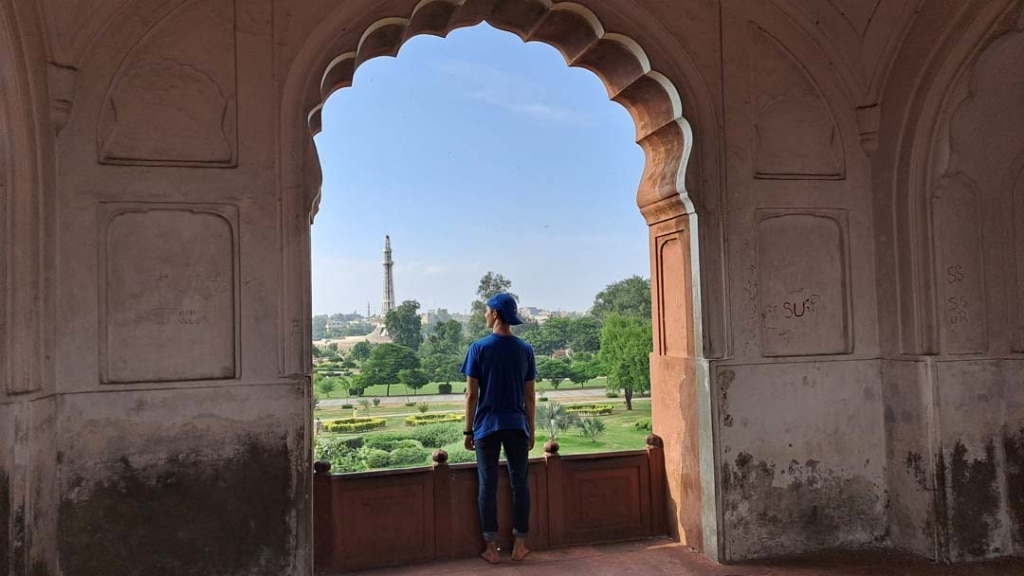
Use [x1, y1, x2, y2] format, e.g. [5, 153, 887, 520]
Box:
[381, 235, 395, 317]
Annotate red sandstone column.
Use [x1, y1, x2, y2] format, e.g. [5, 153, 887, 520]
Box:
[642, 195, 707, 552]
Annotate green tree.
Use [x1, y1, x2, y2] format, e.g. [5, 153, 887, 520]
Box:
[537, 358, 574, 390]
[598, 314, 652, 410]
[312, 315, 328, 340]
[422, 319, 464, 356]
[347, 373, 367, 396]
[420, 318, 466, 390]
[591, 276, 652, 321]
[422, 353, 463, 386]
[523, 324, 560, 356]
[568, 359, 602, 388]
[569, 316, 602, 354]
[361, 343, 420, 396]
[316, 377, 337, 398]
[512, 318, 540, 340]
[385, 300, 424, 350]
[468, 272, 516, 340]
[350, 340, 374, 362]
[398, 368, 430, 395]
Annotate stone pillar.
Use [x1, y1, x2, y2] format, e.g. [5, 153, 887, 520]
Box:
[642, 195, 717, 558]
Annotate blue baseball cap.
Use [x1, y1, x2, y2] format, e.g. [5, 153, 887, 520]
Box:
[486, 293, 524, 326]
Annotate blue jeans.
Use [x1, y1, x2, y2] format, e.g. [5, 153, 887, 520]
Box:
[475, 429, 530, 542]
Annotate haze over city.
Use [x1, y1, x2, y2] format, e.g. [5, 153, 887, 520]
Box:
[310, 24, 647, 315]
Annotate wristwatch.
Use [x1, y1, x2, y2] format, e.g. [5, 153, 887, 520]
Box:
[463, 429, 473, 436]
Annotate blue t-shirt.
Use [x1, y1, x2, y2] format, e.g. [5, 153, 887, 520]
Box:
[461, 333, 537, 441]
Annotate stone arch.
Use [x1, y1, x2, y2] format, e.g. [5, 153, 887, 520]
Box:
[304, 0, 693, 221]
[278, 0, 722, 559]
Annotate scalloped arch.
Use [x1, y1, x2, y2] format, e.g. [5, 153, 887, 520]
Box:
[305, 0, 694, 218]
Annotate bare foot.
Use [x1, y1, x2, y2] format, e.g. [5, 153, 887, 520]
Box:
[480, 542, 500, 565]
[512, 538, 530, 561]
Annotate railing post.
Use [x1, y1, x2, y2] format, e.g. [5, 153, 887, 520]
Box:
[432, 449, 452, 560]
[646, 434, 667, 537]
[544, 439, 565, 548]
[313, 460, 333, 574]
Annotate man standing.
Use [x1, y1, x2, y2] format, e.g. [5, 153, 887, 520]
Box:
[462, 293, 537, 563]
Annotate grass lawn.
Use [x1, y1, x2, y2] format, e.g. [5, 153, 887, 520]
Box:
[531, 401, 652, 457]
[313, 399, 653, 473]
[318, 377, 609, 399]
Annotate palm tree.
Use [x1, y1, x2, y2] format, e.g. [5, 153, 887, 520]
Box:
[577, 417, 607, 443]
[536, 401, 579, 441]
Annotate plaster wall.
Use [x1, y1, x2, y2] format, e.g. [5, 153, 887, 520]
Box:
[716, 361, 886, 559]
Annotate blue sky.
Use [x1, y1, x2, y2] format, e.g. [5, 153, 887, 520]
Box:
[311, 24, 646, 316]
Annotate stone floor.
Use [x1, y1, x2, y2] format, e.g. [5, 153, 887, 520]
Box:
[347, 539, 1024, 575]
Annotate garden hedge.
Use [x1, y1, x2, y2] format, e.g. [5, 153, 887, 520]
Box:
[404, 413, 462, 426]
[323, 417, 387, 433]
[566, 403, 615, 416]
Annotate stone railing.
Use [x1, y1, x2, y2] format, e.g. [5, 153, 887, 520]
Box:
[314, 435, 667, 573]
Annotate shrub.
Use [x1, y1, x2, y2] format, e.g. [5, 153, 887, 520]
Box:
[323, 417, 386, 433]
[438, 383, 453, 394]
[358, 398, 371, 411]
[313, 435, 363, 462]
[341, 403, 354, 409]
[634, 418, 652, 432]
[538, 396, 549, 402]
[364, 432, 414, 452]
[404, 401, 417, 407]
[605, 392, 619, 398]
[405, 413, 462, 426]
[393, 439, 424, 450]
[417, 403, 429, 413]
[566, 404, 615, 416]
[389, 446, 430, 467]
[363, 448, 391, 469]
[372, 397, 381, 407]
[409, 423, 464, 448]
[442, 441, 476, 464]
[313, 435, 367, 473]
[577, 417, 607, 443]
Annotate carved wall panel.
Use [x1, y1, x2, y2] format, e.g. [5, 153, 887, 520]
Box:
[99, 203, 239, 383]
[656, 234, 691, 358]
[97, 0, 237, 167]
[749, 24, 845, 180]
[932, 175, 988, 354]
[758, 211, 851, 356]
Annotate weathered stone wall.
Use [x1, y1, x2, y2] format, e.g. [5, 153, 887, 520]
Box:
[710, 0, 890, 559]
[874, 0, 1024, 563]
[57, 387, 305, 575]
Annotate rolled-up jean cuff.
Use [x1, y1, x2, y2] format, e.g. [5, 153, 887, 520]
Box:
[482, 531, 499, 542]
[513, 529, 528, 538]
